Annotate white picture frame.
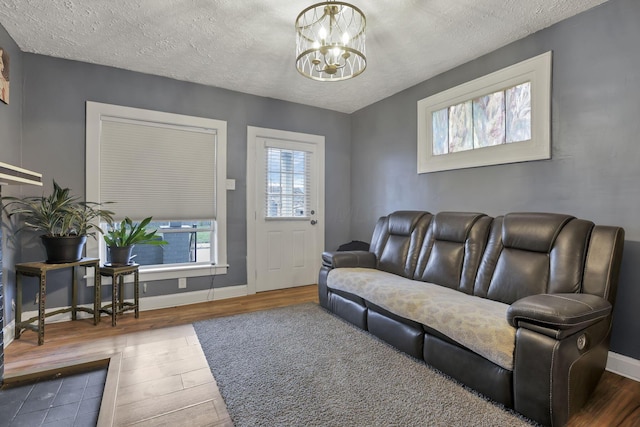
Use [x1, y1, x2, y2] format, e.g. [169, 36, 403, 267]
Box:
[417, 51, 552, 174]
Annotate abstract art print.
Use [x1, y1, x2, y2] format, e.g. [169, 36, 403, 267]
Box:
[0, 46, 9, 104]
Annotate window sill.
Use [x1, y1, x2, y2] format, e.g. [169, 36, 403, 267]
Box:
[86, 263, 228, 285]
[139, 263, 229, 282]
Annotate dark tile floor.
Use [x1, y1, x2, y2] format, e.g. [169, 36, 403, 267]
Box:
[0, 368, 106, 427]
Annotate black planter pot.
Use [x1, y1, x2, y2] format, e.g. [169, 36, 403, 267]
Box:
[40, 235, 87, 264]
[108, 245, 134, 266]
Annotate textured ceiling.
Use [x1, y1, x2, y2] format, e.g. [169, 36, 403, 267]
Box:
[0, 0, 608, 113]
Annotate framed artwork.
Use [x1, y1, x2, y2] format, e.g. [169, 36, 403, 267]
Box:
[417, 51, 552, 173]
[0, 46, 9, 104]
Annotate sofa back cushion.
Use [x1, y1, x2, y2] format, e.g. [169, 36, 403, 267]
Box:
[474, 213, 595, 304]
[370, 211, 432, 278]
[414, 212, 492, 294]
[582, 226, 625, 304]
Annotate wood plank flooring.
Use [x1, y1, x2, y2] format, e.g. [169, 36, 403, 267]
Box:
[4, 284, 640, 426]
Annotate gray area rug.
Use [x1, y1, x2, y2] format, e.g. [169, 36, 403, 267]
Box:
[194, 303, 534, 427]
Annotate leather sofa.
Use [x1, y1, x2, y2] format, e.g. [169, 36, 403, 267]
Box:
[318, 211, 624, 427]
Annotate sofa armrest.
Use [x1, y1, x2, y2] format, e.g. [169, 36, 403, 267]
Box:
[507, 293, 611, 339]
[318, 251, 377, 309]
[322, 250, 377, 269]
[511, 293, 613, 425]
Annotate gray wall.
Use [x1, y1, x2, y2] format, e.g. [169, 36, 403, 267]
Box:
[350, 0, 640, 359]
[14, 53, 351, 314]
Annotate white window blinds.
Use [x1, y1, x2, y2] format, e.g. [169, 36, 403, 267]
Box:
[264, 146, 311, 218]
[99, 118, 217, 220]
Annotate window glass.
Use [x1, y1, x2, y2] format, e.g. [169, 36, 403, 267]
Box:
[432, 108, 449, 155]
[102, 220, 213, 266]
[432, 82, 532, 156]
[506, 82, 532, 143]
[473, 91, 505, 148]
[265, 147, 310, 218]
[448, 101, 474, 153]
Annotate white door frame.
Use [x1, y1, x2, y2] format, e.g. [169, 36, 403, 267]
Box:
[246, 126, 325, 294]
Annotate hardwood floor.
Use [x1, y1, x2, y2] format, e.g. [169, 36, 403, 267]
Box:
[4, 285, 318, 373]
[4, 284, 640, 426]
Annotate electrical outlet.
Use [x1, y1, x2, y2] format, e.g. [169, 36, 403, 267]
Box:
[178, 277, 187, 289]
[143, 283, 147, 293]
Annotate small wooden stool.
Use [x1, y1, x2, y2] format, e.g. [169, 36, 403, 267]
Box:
[15, 258, 100, 345]
[98, 263, 140, 326]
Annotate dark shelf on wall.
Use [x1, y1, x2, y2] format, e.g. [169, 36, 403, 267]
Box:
[0, 161, 43, 186]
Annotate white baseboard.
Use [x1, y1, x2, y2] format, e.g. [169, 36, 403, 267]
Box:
[139, 284, 248, 311]
[4, 321, 15, 349]
[606, 351, 640, 382]
[2, 284, 248, 348]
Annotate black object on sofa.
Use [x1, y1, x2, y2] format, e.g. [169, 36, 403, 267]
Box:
[318, 211, 624, 427]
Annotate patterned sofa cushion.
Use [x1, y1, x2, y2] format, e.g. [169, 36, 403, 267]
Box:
[327, 267, 515, 371]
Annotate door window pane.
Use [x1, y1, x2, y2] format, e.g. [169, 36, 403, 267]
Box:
[265, 147, 310, 218]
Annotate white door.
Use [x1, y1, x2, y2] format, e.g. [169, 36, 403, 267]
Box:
[247, 127, 325, 293]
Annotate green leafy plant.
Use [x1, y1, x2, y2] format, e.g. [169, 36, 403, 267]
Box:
[104, 216, 168, 247]
[2, 180, 114, 238]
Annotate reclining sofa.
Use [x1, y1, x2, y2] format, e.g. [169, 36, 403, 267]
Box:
[318, 211, 624, 426]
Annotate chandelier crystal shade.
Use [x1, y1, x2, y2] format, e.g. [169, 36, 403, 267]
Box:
[295, 1, 366, 81]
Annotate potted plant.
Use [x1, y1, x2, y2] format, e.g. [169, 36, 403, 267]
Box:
[2, 180, 114, 263]
[103, 216, 167, 266]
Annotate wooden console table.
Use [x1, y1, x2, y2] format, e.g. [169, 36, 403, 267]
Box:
[98, 263, 140, 326]
[15, 257, 100, 345]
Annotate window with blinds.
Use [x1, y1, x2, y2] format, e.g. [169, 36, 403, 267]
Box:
[86, 101, 228, 274]
[98, 118, 218, 266]
[265, 147, 311, 218]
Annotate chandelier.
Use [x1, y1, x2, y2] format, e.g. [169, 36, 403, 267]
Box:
[295, 1, 366, 81]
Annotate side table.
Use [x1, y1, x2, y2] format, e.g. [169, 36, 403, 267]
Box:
[15, 257, 100, 345]
[98, 264, 140, 326]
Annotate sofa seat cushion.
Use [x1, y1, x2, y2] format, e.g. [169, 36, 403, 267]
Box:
[327, 267, 516, 370]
